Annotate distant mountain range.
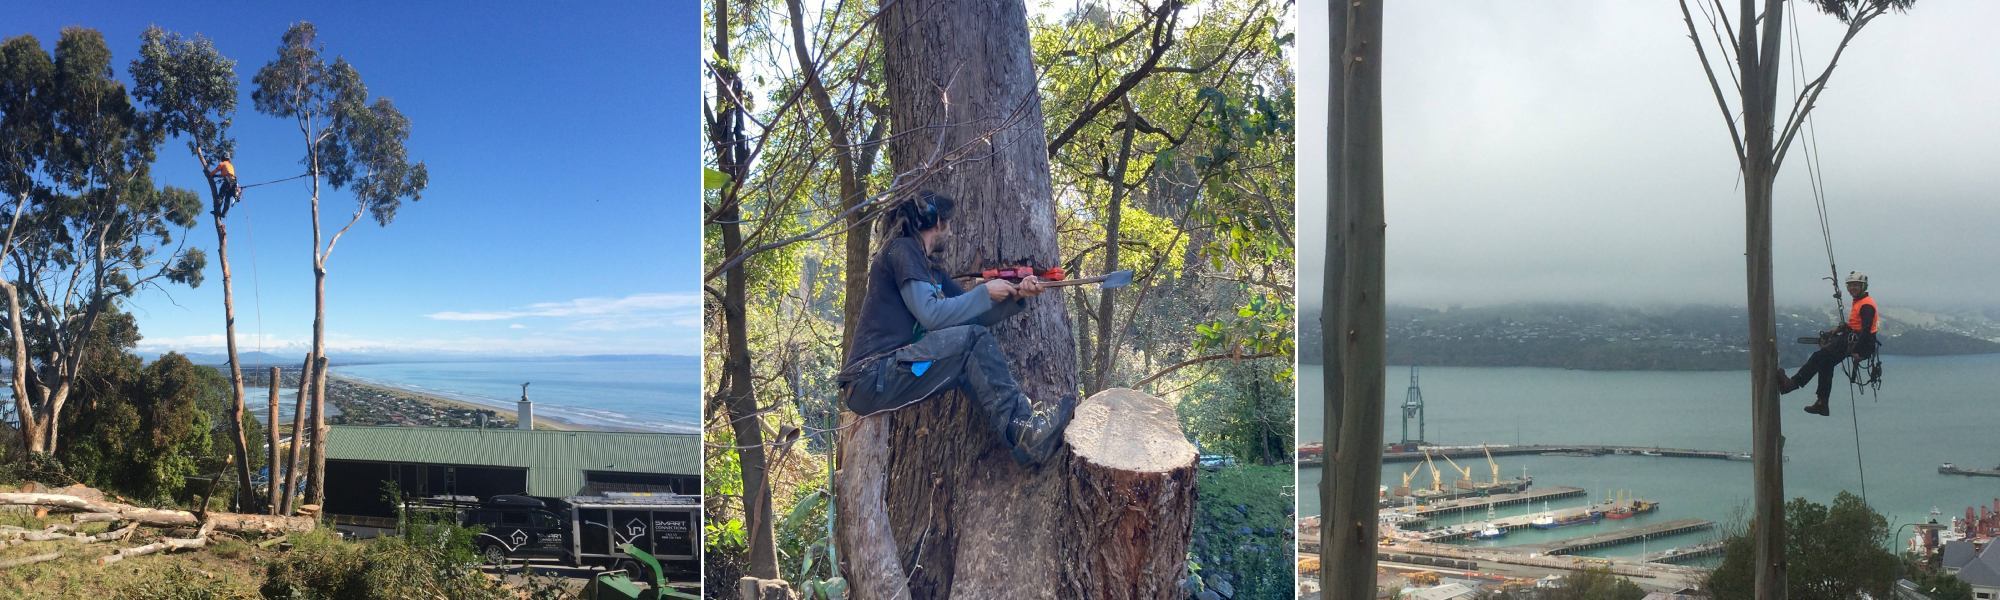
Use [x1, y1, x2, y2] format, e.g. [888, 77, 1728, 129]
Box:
[1299, 303, 2000, 370]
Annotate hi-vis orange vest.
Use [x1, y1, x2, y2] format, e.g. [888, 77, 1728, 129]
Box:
[215, 160, 235, 179]
[1848, 295, 1878, 333]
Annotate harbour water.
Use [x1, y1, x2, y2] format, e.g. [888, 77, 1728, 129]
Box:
[1298, 355, 2000, 559]
[328, 356, 700, 433]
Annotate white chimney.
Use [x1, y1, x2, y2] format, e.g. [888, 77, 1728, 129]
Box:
[517, 382, 533, 430]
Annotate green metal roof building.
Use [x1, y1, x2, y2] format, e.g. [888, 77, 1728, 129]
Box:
[323, 425, 700, 517]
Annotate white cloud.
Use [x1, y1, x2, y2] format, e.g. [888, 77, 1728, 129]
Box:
[426, 292, 700, 322]
[508, 324, 527, 329]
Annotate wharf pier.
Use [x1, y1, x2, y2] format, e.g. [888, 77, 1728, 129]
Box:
[1519, 519, 1713, 556]
[1298, 443, 1760, 467]
[1640, 541, 1725, 564]
[1406, 486, 1586, 519]
[1413, 501, 1612, 542]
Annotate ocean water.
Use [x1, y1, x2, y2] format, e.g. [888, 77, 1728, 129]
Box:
[1298, 356, 2000, 558]
[329, 356, 700, 433]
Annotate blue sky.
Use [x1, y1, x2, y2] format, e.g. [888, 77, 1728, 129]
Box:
[11, 1, 701, 356]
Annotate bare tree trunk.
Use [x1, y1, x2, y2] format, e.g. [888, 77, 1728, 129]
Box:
[1322, 1, 1386, 598]
[213, 214, 257, 512]
[1737, 2, 1788, 597]
[304, 173, 329, 507]
[1090, 103, 1140, 395]
[267, 367, 281, 515]
[282, 357, 314, 515]
[712, 0, 779, 578]
[2, 280, 37, 454]
[833, 414, 910, 600]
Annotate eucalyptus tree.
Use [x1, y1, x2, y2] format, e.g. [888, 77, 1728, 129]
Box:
[0, 35, 55, 453]
[130, 25, 258, 511]
[253, 21, 426, 508]
[1674, 2, 1912, 596]
[3, 28, 207, 455]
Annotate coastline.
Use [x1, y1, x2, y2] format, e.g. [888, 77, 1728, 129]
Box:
[323, 374, 608, 432]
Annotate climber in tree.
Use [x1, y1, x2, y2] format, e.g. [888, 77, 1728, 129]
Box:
[1781, 271, 1879, 416]
[838, 190, 1079, 466]
[210, 154, 239, 202]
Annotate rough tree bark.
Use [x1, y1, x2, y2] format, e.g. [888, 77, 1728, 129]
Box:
[1322, 0, 1386, 597]
[1063, 388, 1197, 598]
[207, 176, 257, 513]
[835, 2, 1197, 597]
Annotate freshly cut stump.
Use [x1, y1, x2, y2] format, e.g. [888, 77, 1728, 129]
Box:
[1063, 387, 1198, 600]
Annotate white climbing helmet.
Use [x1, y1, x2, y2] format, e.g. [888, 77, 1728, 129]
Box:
[1846, 271, 1868, 286]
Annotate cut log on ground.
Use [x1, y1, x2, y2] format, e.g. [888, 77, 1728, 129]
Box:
[0, 552, 61, 569]
[0, 493, 315, 534]
[99, 522, 214, 565]
[1062, 388, 1198, 599]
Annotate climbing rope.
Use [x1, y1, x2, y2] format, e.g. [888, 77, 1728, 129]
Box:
[1789, 1, 1867, 504]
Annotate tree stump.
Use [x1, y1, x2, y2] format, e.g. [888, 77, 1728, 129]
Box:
[1062, 388, 1198, 599]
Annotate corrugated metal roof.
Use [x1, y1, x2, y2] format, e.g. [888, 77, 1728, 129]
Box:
[325, 426, 699, 497]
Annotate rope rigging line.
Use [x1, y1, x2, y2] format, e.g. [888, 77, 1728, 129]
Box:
[239, 173, 310, 190]
[1789, 0, 1867, 504]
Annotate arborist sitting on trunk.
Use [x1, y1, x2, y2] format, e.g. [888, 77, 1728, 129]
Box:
[1781, 271, 1879, 416]
[838, 190, 1079, 466]
[211, 154, 239, 201]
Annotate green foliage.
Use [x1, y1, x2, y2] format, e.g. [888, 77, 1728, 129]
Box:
[130, 25, 238, 167]
[1178, 359, 1293, 465]
[59, 344, 222, 503]
[1190, 465, 1294, 599]
[1542, 567, 1646, 600]
[260, 520, 514, 600]
[1908, 560, 1972, 600]
[1708, 491, 1899, 599]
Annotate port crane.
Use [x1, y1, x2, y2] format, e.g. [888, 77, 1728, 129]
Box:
[1439, 453, 1476, 489]
[1482, 444, 1502, 485]
[1422, 449, 1444, 493]
[1396, 462, 1422, 497]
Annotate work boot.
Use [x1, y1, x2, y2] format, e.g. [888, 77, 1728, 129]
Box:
[1776, 368, 1800, 394]
[1009, 394, 1079, 467]
[1804, 398, 1830, 416]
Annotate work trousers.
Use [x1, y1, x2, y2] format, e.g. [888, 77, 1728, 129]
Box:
[1791, 335, 1873, 401]
[840, 324, 1031, 443]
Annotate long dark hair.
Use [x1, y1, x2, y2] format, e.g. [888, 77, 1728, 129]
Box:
[893, 190, 955, 239]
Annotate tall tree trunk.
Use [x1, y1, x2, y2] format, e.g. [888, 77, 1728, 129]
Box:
[267, 367, 282, 515]
[712, 0, 780, 579]
[847, 1, 1197, 597]
[2, 280, 37, 454]
[1322, 1, 1386, 598]
[1090, 103, 1139, 395]
[282, 357, 314, 515]
[785, 0, 875, 350]
[213, 213, 257, 512]
[304, 159, 329, 508]
[1740, 2, 1788, 597]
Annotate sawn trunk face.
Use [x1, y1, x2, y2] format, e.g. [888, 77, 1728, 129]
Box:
[876, 0, 1081, 596]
